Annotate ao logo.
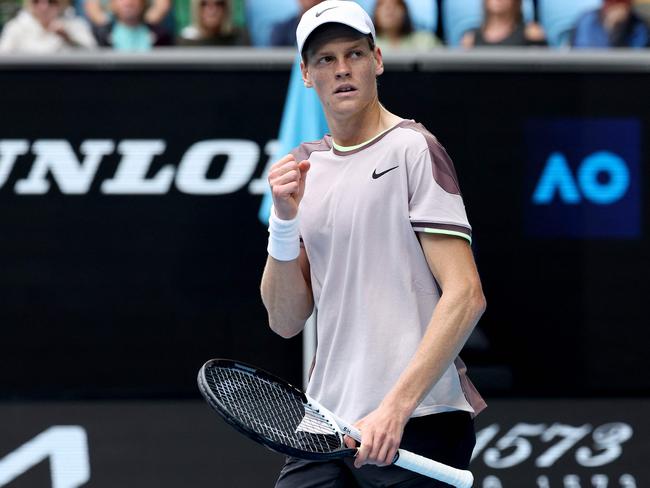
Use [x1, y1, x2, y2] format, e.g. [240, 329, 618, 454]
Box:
[532, 151, 630, 205]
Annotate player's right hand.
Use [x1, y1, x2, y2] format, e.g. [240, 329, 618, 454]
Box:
[268, 154, 310, 221]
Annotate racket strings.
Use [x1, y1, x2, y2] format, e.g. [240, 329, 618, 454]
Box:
[206, 366, 343, 453]
[210, 368, 328, 450]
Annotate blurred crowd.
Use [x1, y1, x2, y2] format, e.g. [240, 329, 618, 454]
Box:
[0, 0, 649, 53]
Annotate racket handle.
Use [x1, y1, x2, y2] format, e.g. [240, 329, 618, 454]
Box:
[394, 449, 474, 488]
[332, 412, 473, 487]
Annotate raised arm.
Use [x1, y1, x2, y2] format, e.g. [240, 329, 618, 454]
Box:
[260, 154, 314, 339]
[83, 0, 109, 25]
[144, 0, 172, 26]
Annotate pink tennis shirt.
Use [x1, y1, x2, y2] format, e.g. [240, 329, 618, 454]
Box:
[294, 120, 486, 423]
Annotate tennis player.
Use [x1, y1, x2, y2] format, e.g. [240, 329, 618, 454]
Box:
[261, 1, 487, 486]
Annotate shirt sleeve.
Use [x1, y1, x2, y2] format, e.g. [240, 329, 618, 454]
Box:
[407, 137, 472, 244]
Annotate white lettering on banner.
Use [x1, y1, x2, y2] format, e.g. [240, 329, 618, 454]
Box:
[531, 474, 637, 488]
[483, 423, 547, 468]
[0, 426, 90, 487]
[576, 423, 633, 468]
[102, 140, 172, 194]
[564, 474, 581, 488]
[471, 423, 499, 462]
[0, 140, 29, 188]
[474, 421, 639, 488]
[248, 140, 280, 195]
[536, 423, 592, 468]
[482, 476, 503, 488]
[15, 140, 115, 194]
[474, 422, 633, 469]
[620, 474, 637, 488]
[0, 138, 280, 195]
[592, 474, 609, 488]
[176, 140, 259, 195]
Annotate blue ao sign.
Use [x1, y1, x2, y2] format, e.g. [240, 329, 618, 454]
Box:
[525, 119, 641, 238]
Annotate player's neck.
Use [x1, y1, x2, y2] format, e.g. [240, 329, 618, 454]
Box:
[328, 101, 402, 147]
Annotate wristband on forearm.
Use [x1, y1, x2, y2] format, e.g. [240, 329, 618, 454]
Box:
[267, 208, 300, 261]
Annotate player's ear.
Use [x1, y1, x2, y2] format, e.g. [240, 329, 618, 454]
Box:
[374, 46, 384, 77]
[301, 61, 314, 88]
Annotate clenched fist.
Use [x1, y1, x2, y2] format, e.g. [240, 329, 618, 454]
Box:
[268, 154, 311, 221]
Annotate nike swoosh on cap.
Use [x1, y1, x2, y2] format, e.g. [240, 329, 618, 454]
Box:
[372, 166, 399, 179]
[315, 6, 339, 17]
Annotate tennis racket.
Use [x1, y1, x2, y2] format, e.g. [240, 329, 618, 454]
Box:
[197, 358, 474, 488]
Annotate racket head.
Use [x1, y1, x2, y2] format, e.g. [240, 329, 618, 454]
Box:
[198, 358, 357, 461]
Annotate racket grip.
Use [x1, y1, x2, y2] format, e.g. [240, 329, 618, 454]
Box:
[331, 411, 472, 487]
[394, 449, 474, 488]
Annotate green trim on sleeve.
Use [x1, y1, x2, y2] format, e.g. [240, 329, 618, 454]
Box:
[422, 228, 472, 245]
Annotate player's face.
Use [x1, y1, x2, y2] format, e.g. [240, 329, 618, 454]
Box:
[301, 36, 384, 119]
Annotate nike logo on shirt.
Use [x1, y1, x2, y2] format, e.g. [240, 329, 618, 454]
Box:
[315, 6, 338, 17]
[372, 166, 399, 179]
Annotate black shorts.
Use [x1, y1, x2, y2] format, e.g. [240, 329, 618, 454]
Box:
[274, 410, 475, 488]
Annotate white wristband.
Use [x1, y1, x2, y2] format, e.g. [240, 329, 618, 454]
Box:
[267, 207, 300, 261]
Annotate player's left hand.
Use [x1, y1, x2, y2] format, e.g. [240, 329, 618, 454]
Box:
[344, 404, 409, 468]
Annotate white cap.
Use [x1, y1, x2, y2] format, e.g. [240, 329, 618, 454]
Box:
[296, 0, 376, 55]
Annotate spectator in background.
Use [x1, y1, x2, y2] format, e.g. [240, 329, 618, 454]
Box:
[572, 0, 649, 48]
[270, 0, 321, 46]
[462, 0, 546, 47]
[177, 0, 248, 46]
[92, 0, 172, 50]
[174, 0, 244, 37]
[0, 0, 96, 51]
[84, 0, 168, 28]
[374, 0, 439, 50]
